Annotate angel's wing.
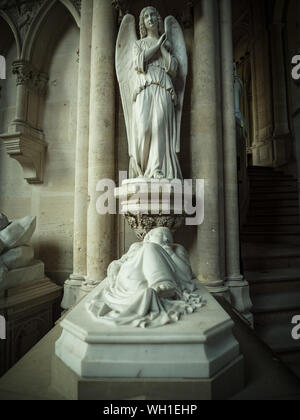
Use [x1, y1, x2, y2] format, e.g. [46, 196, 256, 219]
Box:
[165, 16, 188, 153]
[115, 14, 137, 156]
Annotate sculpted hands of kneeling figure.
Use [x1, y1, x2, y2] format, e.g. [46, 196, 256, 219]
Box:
[87, 228, 205, 328]
[116, 7, 187, 180]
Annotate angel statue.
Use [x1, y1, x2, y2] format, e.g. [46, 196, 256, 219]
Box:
[116, 7, 188, 180]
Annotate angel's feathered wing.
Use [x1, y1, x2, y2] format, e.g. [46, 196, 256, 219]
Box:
[165, 16, 188, 153]
[115, 14, 137, 157]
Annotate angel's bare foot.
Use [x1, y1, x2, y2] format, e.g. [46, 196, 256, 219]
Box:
[152, 281, 176, 298]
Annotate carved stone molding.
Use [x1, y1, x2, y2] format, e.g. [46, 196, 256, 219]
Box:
[12, 60, 48, 96]
[124, 212, 184, 240]
[70, 0, 81, 14]
[0, 0, 46, 45]
[0, 131, 47, 184]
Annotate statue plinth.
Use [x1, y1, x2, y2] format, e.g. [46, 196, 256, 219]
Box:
[115, 178, 188, 239]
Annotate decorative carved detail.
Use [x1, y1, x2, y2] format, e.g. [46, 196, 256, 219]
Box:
[124, 212, 184, 240]
[0, 132, 47, 184]
[12, 60, 48, 95]
[0, 0, 46, 44]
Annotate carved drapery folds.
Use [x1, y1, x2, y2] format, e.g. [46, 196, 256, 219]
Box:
[0, 60, 48, 184]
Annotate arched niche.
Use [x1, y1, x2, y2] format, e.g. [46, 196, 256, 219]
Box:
[0, 10, 21, 58]
[0, 0, 80, 185]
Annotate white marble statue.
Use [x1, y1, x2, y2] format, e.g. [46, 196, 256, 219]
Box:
[0, 215, 45, 291]
[116, 7, 187, 180]
[87, 227, 205, 328]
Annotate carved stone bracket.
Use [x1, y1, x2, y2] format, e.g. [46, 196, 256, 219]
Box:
[0, 131, 47, 184]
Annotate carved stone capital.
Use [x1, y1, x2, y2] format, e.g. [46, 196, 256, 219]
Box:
[0, 131, 47, 184]
[124, 213, 184, 240]
[12, 61, 48, 95]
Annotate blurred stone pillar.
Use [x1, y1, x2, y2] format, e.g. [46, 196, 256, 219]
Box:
[62, 0, 93, 309]
[220, 0, 253, 322]
[80, 0, 116, 295]
[191, 0, 228, 296]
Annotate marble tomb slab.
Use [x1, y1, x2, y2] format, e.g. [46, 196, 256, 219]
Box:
[56, 283, 240, 379]
[0, 260, 45, 291]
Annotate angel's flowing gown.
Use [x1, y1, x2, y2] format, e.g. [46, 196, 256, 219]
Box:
[129, 38, 182, 180]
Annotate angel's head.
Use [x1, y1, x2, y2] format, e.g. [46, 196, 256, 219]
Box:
[139, 7, 164, 38]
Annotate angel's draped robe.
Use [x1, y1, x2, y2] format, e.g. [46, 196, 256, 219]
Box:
[129, 38, 183, 179]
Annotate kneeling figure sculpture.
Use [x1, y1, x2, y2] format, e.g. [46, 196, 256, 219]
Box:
[87, 228, 205, 328]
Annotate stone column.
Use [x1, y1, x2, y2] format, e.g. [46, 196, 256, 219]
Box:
[191, 0, 227, 296]
[10, 61, 29, 131]
[81, 0, 116, 293]
[271, 23, 289, 137]
[270, 22, 292, 168]
[61, 0, 93, 309]
[220, 0, 253, 322]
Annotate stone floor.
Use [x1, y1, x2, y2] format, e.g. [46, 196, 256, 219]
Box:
[0, 303, 299, 400]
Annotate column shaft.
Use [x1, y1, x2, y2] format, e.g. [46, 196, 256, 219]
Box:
[192, 0, 226, 293]
[271, 23, 289, 137]
[220, 0, 252, 320]
[61, 0, 93, 309]
[85, 0, 116, 286]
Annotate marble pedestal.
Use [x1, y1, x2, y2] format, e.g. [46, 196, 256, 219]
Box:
[54, 283, 244, 399]
[0, 277, 62, 376]
[115, 179, 188, 239]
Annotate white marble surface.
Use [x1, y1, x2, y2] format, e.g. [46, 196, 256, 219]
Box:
[0, 260, 45, 291]
[56, 282, 240, 379]
[116, 9, 187, 179]
[0, 213, 9, 231]
[0, 216, 36, 250]
[86, 228, 205, 328]
[0, 246, 34, 270]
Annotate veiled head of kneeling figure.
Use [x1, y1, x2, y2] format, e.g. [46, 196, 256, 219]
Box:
[144, 227, 173, 247]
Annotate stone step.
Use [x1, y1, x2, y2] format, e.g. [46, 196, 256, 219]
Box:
[250, 199, 298, 208]
[251, 192, 298, 201]
[248, 207, 299, 216]
[252, 290, 300, 314]
[247, 215, 299, 225]
[242, 243, 300, 270]
[242, 231, 300, 246]
[280, 353, 300, 379]
[250, 178, 297, 184]
[249, 176, 294, 183]
[254, 321, 300, 354]
[246, 267, 300, 287]
[250, 186, 298, 194]
[244, 224, 300, 233]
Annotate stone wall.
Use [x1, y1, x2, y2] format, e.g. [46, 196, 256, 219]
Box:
[0, 10, 79, 285]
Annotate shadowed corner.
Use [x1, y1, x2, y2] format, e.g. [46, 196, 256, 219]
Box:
[0, 315, 6, 340]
